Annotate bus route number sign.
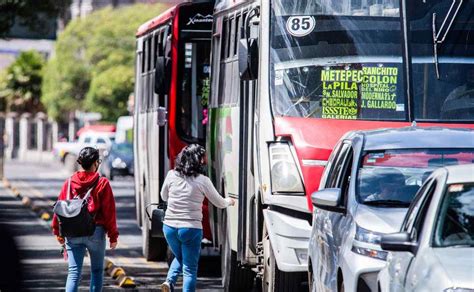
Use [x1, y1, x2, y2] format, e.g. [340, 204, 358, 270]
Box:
[286, 16, 316, 37]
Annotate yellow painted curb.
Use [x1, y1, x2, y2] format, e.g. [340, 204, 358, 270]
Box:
[41, 212, 51, 221]
[110, 267, 125, 279]
[117, 274, 136, 288]
[21, 196, 31, 207]
[3, 178, 10, 188]
[105, 258, 114, 270]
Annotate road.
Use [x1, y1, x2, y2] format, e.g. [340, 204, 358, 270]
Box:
[0, 160, 223, 291]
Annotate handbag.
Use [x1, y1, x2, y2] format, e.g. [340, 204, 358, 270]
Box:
[147, 202, 167, 238]
[53, 177, 98, 238]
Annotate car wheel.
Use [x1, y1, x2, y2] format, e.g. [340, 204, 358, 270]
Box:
[308, 265, 314, 292]
[339, 280, 345, 292]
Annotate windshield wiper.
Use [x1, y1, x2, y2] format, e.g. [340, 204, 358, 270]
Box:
[364, 200, 411, 207]
[432, 0, 464, 79]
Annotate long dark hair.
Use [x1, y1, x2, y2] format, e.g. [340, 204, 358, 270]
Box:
[174, 144, 206, 177]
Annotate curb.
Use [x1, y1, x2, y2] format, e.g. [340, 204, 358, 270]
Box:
[2, 178, 54, 223]
[104, 258, 136, 288]
[2, 178, 137, 289]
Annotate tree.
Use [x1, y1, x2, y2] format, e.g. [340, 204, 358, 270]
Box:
[0, 50, 45, 114]
[0, 0, 70, 39]
[41, 3, 171, 122]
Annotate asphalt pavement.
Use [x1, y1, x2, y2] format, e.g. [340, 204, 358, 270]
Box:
[0, 160, 223, 291]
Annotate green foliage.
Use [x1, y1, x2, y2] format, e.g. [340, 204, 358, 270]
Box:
[42, 3, 170, 122]
[0, 50, 45, 114]
[85, 65, 133, 120]
[0, 0, 70, 39]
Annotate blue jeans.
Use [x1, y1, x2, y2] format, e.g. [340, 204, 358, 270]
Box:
[65, 226, 106, 292]
[163, 224, 203, 292]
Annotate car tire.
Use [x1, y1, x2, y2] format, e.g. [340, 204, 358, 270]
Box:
[308, 264, 314, 292]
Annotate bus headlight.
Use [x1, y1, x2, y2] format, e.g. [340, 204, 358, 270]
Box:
[269, 143, 304, 194]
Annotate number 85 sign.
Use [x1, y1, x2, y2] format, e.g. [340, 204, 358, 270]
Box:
[286, 16, 316, 37]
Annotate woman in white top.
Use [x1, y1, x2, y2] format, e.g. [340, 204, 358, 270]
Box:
[160, 144, 235, 292]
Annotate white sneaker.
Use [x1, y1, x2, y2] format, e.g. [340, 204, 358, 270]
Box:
[161, 281, 172, 292]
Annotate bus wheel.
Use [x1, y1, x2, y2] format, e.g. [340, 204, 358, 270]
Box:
[141, 210, 166, 261]
[262, 225, 304, 292]
[220, 210, 254, 292]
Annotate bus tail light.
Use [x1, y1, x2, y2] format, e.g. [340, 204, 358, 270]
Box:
[269, 143, 305, 194]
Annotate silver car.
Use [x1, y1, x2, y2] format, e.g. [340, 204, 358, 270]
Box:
[307, 127, 474, 292]
[378, 164, 474, 292]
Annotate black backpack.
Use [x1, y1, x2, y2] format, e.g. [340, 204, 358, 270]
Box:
[53, 177, 99, 238]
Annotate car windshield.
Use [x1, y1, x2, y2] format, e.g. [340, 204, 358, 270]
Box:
[112, 143, 133, 155]
[434, 183, 474, 247]
[357, 149, 474, 207]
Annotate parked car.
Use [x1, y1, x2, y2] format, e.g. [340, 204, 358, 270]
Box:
[378, 164, 474, 292]
[100, 142, 133, 180]
[307, 127, 474, 292]
[53, 131, 115, 172]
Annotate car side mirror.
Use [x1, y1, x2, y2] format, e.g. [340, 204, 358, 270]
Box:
[311, 188, 345, 213]
[154, 56, 170, 95]
[381, 232, 417, 253]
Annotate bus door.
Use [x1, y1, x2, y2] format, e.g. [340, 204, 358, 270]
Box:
[238, 7, 260, 263]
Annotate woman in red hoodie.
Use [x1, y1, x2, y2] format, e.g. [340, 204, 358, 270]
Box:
[52, 147, 119, 292]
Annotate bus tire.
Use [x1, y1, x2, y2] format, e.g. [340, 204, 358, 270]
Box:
[220, 209, 254, 292]
[142, 210, 166, 261]
[262, 225, 305, 292]
[228, 251, 255, 292]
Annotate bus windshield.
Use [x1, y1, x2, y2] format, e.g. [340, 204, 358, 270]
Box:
[409, 1, 474, 121]
[177, 41, 211, 142]
[269, 0, 474, 122]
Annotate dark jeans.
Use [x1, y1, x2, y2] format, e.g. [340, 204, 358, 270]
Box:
[163, 224, 203, 292]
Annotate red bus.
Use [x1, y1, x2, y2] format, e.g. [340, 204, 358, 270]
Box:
[133, 1, 214, 260]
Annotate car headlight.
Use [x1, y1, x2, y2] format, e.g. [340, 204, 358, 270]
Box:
[352, 225, 388, 261]
[445, 289, 474, 292]
[112, 157, 127, 169]
[269, 143, 304, 194]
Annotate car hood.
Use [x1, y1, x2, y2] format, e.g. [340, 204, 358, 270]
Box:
[354, 204, 408, 234]
[432, 248, 474, 288]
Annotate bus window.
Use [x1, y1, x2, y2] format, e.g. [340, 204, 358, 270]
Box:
[178, 41, 212, 142]
[147, 36, 152, 72]
[228, 17, 235, 59]
[270, 0, 405, 121]
[409, 1, 474, 121]
[141, 39, 147, 74]
[221, 18, 228, 60]
[234, 14, 241, 56]
[153, 33, 159, 69]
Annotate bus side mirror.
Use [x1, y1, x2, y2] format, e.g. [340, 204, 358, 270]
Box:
[154, 56, 170, 95]
[238, 38, 259, 81]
